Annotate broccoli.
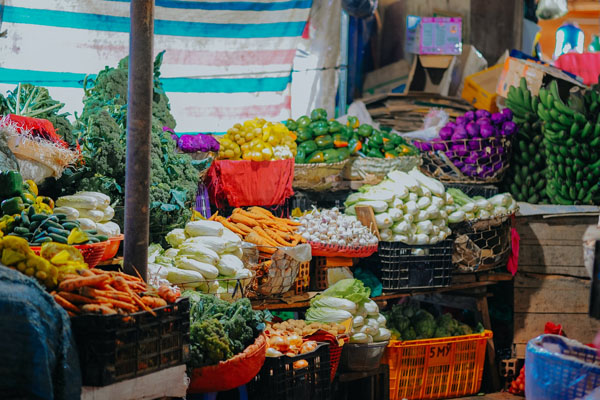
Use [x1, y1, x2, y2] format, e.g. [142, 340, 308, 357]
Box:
[402, 302, 419, 319]
[414, 317, 436, 339]
[474, 322, 485, 333]
[189, 319, 233, 368]
[385, 305, 411, 333]
[434, 327, 450, 338]
[401, 327, 417, 341]
[454, 323, 473, 336]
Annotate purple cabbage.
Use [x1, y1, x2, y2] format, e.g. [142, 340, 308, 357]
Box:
[439, 126, 454, 140]
[501, 121, 517, 136]
[453, 160, 465, 169]
[452, 125, 467, 140]
[464, 154, 479, 165]
[461, 164, 477, 176]
[445, 121, 457, 130]
[464, 110, 476, 122]
[451, 144, 468, 157]
[475, 109, 491, 119]
[455, 116, 467, 126]
[177, 133, 220, 153]
[476, 117, 492, 127]
[491, 112, 505, 125]
[432, 139, 446, 151]
[501, 108, 513, 121]
[465, 121, 480, 138]
[480, 124, 495, 139]
[467, 140, 481, 151]
[419, 142, 432, 151]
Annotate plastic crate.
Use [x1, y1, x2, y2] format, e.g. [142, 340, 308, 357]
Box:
[310, 257, 354, 291]
[294, 261, 311, 295]
[525, 334, 600, 400]
[383, 331, 492, 400]
[307, 331, 349, 381]
[443, 182, 499, 198]
[248, 342, 331, 400]
[70, 298, 190, 386]
[378, 240, 453, 290]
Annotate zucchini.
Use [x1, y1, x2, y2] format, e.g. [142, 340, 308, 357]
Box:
[48, 233, 68, 244]
[47, 227, 70, 237]
[29, 221, 40, 231]
[53, 213, 68, 220]
[14, 227, 30, 235]
[27, 206, 35, 218]
[61, 222, 79, 231]
[93, 234, 109, 242]
[87, 236, 100, 243]
[84, 229, 98, 235]
[30, 214, 50, 222]
[37, 236, 53, 244]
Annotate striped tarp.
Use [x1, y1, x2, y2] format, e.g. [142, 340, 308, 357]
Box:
[0, 0, 312, 133]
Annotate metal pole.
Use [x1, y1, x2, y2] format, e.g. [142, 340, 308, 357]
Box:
[338, 10, 349, 116]
[123, 0, 154, 280]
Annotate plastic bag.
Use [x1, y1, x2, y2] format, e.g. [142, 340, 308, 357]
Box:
[341, 0, 378, 18]
[536, 0, 568, 20]
[401, 108, 450, 141]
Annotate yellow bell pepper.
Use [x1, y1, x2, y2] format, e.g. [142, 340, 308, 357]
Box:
[25, 180, 38, 196]
[68, 228, 89, 245]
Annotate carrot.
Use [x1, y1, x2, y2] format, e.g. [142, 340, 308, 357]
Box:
[245, 231, 277, 249]
[158, 285, 179, 303]
[113, 277, 156, 316]
[249, 207, 275, 219]
[258, 246, 276, 255]
[53, 294, 80, 313]
[79, 269, 95, 277]
[67, 310, 77, 317]
[276, 217, 301, 226]
[208, 211, 219, 221]
[59, 291, 101, 304]
[58, 274, 110, 292]
[236, 208, 270, 221]
[80, 287, 132, 303]
[234, 222, 252, 235]
[252, 226, 280, 246]
[96, 296, 138, 312]
[61, 274, 80, 280]
[266, 229, 293, 246]
[219, 219, 246, 235]
[141, 296, 168, 309]
[115, 271, 144, 282]
[81, 304, 117, 315]
[230, 212, 259, 227]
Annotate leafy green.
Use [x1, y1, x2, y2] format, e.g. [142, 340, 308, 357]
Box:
[189, 319, 233, 368]
[56, 51, 199, 243]
[321, 278, 371, 304]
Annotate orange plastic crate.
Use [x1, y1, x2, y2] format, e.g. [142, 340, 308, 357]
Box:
[293, 261, 310, 295]
[383, 330, 492, 400]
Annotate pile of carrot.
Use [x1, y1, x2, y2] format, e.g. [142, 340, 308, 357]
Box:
[210, 207, 306, 255]
[51, 269, 180, 317]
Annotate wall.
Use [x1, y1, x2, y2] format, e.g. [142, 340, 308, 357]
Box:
[538, 10, 600, 60]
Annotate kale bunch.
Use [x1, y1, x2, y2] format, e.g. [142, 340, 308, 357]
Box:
[0, 83, 76, 144]
[67, 51, 199, 243]
[189, 319, 233, 368]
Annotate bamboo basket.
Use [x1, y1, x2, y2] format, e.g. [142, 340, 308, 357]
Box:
[293, 159, 349, 191]
[343, 155, 421, 183]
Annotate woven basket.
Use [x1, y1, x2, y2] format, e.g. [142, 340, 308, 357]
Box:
[293, 159, 349, 191]
[415, 137, 512, 183]
[343, 155, 421, 183]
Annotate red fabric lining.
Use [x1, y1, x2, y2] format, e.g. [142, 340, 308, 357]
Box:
[555, 53, 600, 85]
[206, 159, 294, 208]
[6, 114, 70, 149]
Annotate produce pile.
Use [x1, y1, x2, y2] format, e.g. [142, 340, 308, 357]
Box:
[345, 168, 452, 245]
[535, 80, 600, 204]
[52, 268, 179, 317]
[148, 220, 252, 298]
[186, 292, 265, 368]
[217, 118, 297, 161]
[211, 207, 305, 255]
[414, 109, 515, 180]
[58, 52, 199, 243]
[445, 189, 518, 223]
[288, 109, 418, 164]
[55, 192, 120, 238]
[385, 302, 484, 340]
[0, 237, 87, 289]
[172, 132, 220, 154]
[296, 208, 378, 248]
[305, 279, 391, 344]
[504, 78, 549, 203]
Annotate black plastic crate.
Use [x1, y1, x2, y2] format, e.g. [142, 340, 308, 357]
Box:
[70, 297, 190, 386]
[378, 240, 453, 290]
[444, 182, 499, 198]
[248, 342, 331, 400]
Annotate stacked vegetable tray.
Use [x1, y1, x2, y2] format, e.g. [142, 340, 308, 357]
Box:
[504, 78, 549, 203]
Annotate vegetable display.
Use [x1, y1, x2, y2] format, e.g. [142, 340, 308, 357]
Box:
[217, 118, 297, 161]
[148, 220, 253, 298]
[173, 132, 220, 154]
[287, 109, 418, 164]
[297, 208, 378, 248]
[52, 268, 179, 316]
[414, 109, 515, 180]
[536, 80, 600, 205]
[345, 168, 452, 245]
[56, 192, 121, 238]
[185, 292, 265, 368]
[211, 207, 306, 255]
[504, 78, 549, 203]
[384, 302, 484, 340]
[305, 279, 391, 344]
[445, 189, 517, 223]
[265, 319, 342, 358]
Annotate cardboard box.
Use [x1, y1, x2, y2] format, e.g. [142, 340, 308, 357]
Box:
[462, 64, 503, 113]
[449, 44, 488, 97]
[406, 16, 462, 55]
[363, 59, 411, 96]
[496, 57, 586, 98]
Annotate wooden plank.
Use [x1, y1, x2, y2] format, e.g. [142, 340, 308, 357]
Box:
[513, 343, 527, 359]
[514, 273, 591, 313]
[470, 0, 522, 63]
[519, 244, 586, 268]
[513, 312, 600, 347]
[355, 206, 381, 240]
[516, 266, 590, 278]
[476, 296, 501, 392]
[516, 215, 597, 242]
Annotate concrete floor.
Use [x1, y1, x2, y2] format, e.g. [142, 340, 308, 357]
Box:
[454, 393, 521, 399]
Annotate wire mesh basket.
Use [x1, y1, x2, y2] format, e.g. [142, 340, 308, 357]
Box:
[414, 137, 512, 183]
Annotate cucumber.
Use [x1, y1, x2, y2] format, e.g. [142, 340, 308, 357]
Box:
[47, 227, 70, 237]
[519, 141, 528, 153]
[31, 214, 50, 222]
[87, 236, 100, 243]
[14, 216, 21, 225]
[29, 221, 40, 231]
[522, 152, 531, 163]
[535, 179, 545, 191]
[27, 206, 35, 218]
[528, 194, 539, 203]
[44, 220, 63, 230]
[14, 227, 30, 235]
[534, 153, 543, 165]
[20, 211, 30, 227]
[48, 233, 68, 244]
[53, 213, 68, 221]
[569, 187, 577, 200]
[84, 229, 98, 235]
[61, 222, 79, 231]
[93, 235, 109, 242]
[559, 146, 569, 158]
[565, 157, 573, 166]
[36, 236, 53, 244]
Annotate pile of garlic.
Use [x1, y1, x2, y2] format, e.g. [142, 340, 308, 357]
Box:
[297, 207, 378, 248]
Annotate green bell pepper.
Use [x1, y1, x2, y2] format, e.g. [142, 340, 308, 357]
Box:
[310, 121, 329, 136]
[385, 150, 398, 159]
[314, 134, 334, 149]
[347, 116, 359, 129]
[0, 171, 23, 199]
[295, 148, 306, 163]
[332, 133, 349, 148]
[391, 134, 406, 146]
[367, 148, 384, 158]
[383, 140, 396, 151]
[296, 127, 313, 143]
[323, 148, 339, 163]
[306, 151, 325, 163]
[328, 120, 343, 133]
[298, 140, 318, 154]
[348, 138, 362, 154]
[370, 132, 384, 147]
[358, 124, 374, 138]
[285, 119, 298, 131]
[1, 196, 24, 216]
[339, 125, 353, 139]
[296, 115, 311, 129]
[337, 147, 351, 160]
[310, 108, 328, 122]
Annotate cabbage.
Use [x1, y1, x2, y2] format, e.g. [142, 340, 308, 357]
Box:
[322, 279, 371, 304]
[306, 307, 353, 323]
[310, 295, 357, 313]
[354, 200, 388, 213]
[359, 189, 395, 203]
[353, 315, 365, 328]
[375, 212, 393, 229]
[376, 313, 387, 326]
[350, 333, 372, 343]
[148, 243, 164, 263]
[373, 327, 391, 342]
[166, 228, 186, 248]
[363, 299, 379, 315]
